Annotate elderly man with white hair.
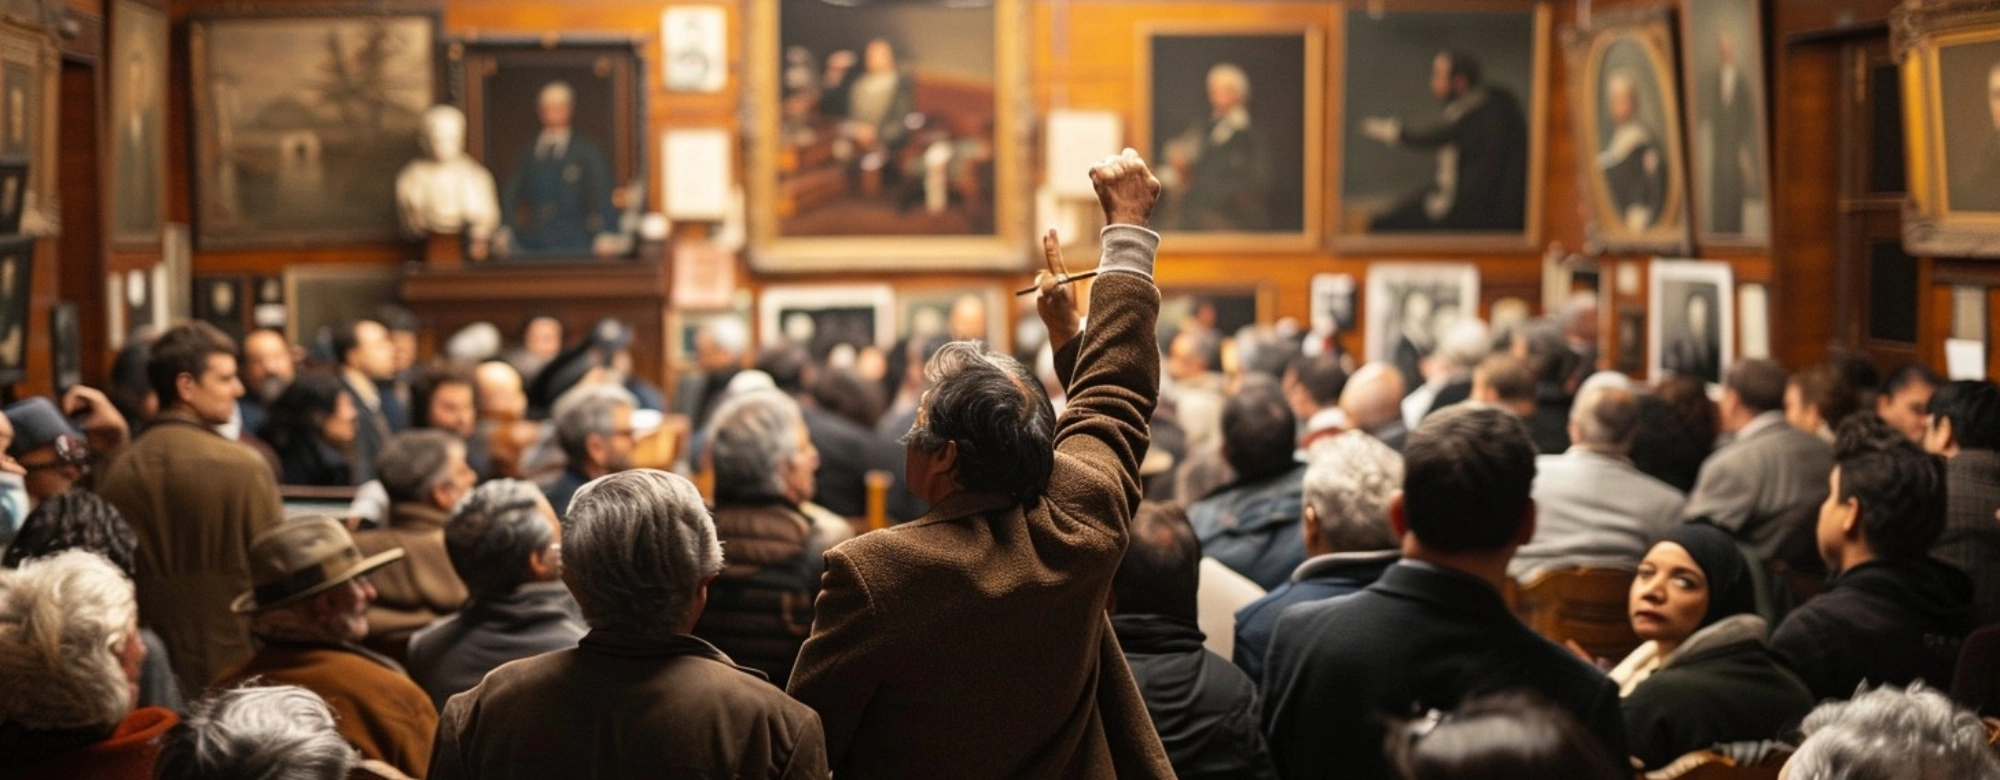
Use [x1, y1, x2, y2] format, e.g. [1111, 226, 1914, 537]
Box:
[430, 469, 827, 779]
[155, 686, 378, 780]
[1783, 683, 2000, 780]
[1, 549, 176, 779]
[1510, 385, 1687, 581]
[1340, 362, 1409, 452]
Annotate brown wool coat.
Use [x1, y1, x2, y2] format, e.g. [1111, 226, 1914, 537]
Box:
[96, 414, 285, 694]
[355, 502, 470, 660]
[217, 640, 439, 779]
[787, 227, 1175, 779]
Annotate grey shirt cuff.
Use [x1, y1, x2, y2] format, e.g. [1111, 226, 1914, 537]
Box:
[1097, 225, 1160, 281]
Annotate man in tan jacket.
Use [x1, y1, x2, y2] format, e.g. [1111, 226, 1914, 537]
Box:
[356, 430, 476, 660]
[96, 322, 284, 694]
[787, 150, 1175, 778]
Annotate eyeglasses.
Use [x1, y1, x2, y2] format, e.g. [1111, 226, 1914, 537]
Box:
[21, 435, 88, 473]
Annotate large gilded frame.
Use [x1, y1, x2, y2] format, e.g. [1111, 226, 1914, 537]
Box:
[1565, 5, 1692, 255]
[1897, 0, 2000, 257]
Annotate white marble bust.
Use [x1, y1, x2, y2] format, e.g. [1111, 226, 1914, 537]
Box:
[396, 105, 501, 258]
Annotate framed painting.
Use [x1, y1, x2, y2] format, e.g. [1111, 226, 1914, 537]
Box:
[50, 299, 76, 393]
[109, 0, 167, 246]
[1364, 262, 1480, 393]
[190, 8, 437, 249]
[747, 0, 1028, 273]
[283, 264, 401, 348]
[1680, 0, 1771, 247]
[0, 21, 55, 236]
[193, 274, 248, 340]
[1158, 284, 1274, 344]
[1896, 0, 2000, 257]
[0, 236, 27, 384]
[1140, 24, 1324, 252]
[1648, 259, 1734, 385]
[1336, 4, 1550, 252]
[452, 36, 646, 262]
[1565, 6, 1692, 255]
[758, 284, 895, 360]
[895, 284, 1006, 347]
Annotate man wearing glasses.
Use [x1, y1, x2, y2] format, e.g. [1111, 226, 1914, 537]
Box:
[5, 387, 129, 505]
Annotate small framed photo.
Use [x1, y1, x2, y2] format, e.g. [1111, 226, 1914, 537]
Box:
[49, 298, 76, 393]
[0, 236, 31, 384]
[194, 274, 247, 339]
[1648, 259, 1734, 385]
[1159, 284, 1273, 343]
[663, 5, 727, 93]
[894, 284, 1006, 348]
[758, 284, 895, 360]
[0, 159, 25, 233]
[1364, 262, 1481, 392]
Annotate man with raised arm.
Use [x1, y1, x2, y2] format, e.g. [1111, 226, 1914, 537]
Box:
[787, 150, 1175, 778]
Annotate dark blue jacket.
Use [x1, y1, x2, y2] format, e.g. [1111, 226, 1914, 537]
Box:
[1232, 550, 1397, 683]
[1188, 464, 1307, 591]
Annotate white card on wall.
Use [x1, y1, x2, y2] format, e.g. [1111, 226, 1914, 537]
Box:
[663, 128, 734, 221]
[663, 6, 728, 93]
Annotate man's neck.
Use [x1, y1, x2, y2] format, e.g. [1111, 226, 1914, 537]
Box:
[159, 405, 218, 429]
[1401, 539, 1512, 593]
[1835, 544, 1878, 577]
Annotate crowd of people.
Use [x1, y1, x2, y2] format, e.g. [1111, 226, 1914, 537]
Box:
[3, 150, 1999, 779]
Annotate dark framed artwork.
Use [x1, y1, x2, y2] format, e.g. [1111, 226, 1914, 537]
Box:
[284, 265, 400, 348]
[1680, 0, 1771, 247]
[0, 236, 30, 384]
[1648, 259, 1734, 385]
[758, 284, 894, 360]
[190, 8, 438, 249]
[1140, 24, 1324, 251]
[748, 0, 1028, 272]
[1566, 6, 1692, 255]
[1158, 285, 1273, 345]
[894, 285, 1006, 347]
[0, 159, 23, 233]
[1896, 1, 2000, 256]
[1336, 5, 1550, 252]
[453, 37, 645, 261]
[252, 274, 286, 329]
[109, 0, 167, 246]
[0, 20, 55, 235]
[193, 274, 247, 339]
[49, 299, 75, 393]
[1363, 263, 1480, 391]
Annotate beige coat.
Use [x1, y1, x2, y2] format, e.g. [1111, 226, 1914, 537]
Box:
[787, 227, 1174, 779]
[96, 414, 284, 693]
[355, 502, 470, 660]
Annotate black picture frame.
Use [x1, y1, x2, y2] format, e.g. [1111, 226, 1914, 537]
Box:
[0, 235, 32, 385]
[49, 298, 76, 394]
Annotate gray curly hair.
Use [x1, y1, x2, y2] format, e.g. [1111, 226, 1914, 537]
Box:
[1302, 431, 1403, 552]
[1785, 683, 2000, 780]
[0, 549, 136, 731]
[565, 469, 724, 634]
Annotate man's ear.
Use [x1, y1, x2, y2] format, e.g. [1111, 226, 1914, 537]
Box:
[1300, 504, 1321, 544]
[173, 372, 197, 405]
[1388, 491, 1409, 539]
[1841, 497, 1863, 539]
[1513, 498, 1538, 547]
[682, 573, 719, 632]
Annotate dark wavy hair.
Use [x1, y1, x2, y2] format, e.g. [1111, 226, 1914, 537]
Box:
[904, 342, 1056, 505]
[257, 370, 346, 453]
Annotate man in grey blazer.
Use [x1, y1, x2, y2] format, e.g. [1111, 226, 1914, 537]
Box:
[1511, 386, 1686, 581]
[1682, 359, 1833, 561]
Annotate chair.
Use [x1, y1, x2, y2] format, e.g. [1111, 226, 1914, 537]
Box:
[1514, 567, 1642, 662]
[1955, 624, 2000, 718]
[1642, 747, 1790, 780]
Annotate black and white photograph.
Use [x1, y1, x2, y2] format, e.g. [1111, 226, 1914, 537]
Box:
[1681, 0, 1770, 245]
[0, 236, 29, 383]
[1648, 259, 1734, 385]
[758, 284, 894, 364]
[1364, 262, 1481, 395]
[1143, 25, 1322, 248]
[664, 5, 727, 94]
[1339, 6, 1547, 248]
[50, 299, 77, 393]
[1568, 8, 1691, 254]
[194, 274, 246, 339]
[896, 286, 1003, 345]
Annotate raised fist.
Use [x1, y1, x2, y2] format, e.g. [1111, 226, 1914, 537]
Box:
[1089, 148, 1161, 228]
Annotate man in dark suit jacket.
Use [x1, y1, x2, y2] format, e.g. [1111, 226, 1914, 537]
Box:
[787, 151, 1175, 778]
[1363, 50, 1529, 232]
[500, 81, 619, 256]
[1262, 405, 1627, 780]
[332, 318, 400, 483]
[1924, 380, 2000, 626]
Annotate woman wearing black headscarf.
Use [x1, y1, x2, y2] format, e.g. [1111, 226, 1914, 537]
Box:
[1609, 522, 1817, 769]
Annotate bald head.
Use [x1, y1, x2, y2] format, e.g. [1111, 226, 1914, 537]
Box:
[475, 360, 527, 420]
[1569, 386, 1640, 454]
[1339, 363, 1406, 431]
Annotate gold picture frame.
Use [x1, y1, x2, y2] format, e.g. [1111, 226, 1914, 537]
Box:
[1137, 22, 1326, 253]
[1896, 0, 2000, 257]
[746, 0, 1029, 274]
[1565, 6, 1692, 255]
[0, 20, 57, 236]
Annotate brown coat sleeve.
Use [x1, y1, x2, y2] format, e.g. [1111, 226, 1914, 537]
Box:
[784, 546, 881, 768]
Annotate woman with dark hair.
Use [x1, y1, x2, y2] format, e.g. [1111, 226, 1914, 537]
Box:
[1387, 692, 1627, 780]
[258, 371, 360, 486]
[1609, 523, 1815, 769]
[1631, 373, 1718, 493]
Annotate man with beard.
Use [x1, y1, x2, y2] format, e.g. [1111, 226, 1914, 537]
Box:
[1361, 50, 1529, 232]
[237, 329, 295, 437]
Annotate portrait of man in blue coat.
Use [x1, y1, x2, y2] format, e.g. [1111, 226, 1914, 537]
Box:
[499, 81, 621, 257]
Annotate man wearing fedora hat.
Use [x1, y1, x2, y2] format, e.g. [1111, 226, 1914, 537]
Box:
[214, 516, 438, 779]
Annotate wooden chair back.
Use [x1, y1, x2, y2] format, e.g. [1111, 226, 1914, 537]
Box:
[1643, 748, 1791, 780]
[1515, 567, 1642, 662]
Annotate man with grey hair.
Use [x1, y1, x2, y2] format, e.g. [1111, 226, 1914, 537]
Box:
[1783, 683, 2000, 780]
[155, 686, 364, 780]
[355, 430, 475, 660]
[407, 479, 583, 711]
[543, 382, 638, 517]
[430, 469, 827, 779]
[1511, 386, 1686, 580]
[1231, 432, 1404, 681]
[692, 388, 828, 686]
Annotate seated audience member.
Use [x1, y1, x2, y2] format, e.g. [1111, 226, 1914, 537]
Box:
[812, 366, 886, 433]
[1190, 373, 1309, 590]
[1263, 405, 1626, 780]
[1786, 363, 1862, 443]
[1510, 320, 1582, 454]
[215, 517, 436, 777]
[6, 397, 96, 504]
[406, 479, 583, 710]
[788, 153, 1175, 778]
[260, 370, 361, 486]
[429, 470, 827, 779]
[353, 431, 475, 660]
[3, 490, 181, 709]
[155, 686, 362, 780]
[1609, 524, 1815, 769]
[239, 328, 298, 436]
[1772, 415, 1972, 701]
[1783, 683, 2000, 780]
[0, 550, 178, 780]
[1683, 359, 1833, 561]
[378, 305, 421, 385]
[472, 360, 540, 480]
[1511, 386, 1686, 580]
[676, 316, 748, 435]
[1284, 353, 1349, 452]
[761, 342, 907, 522]
[1470, 353, 1537, 421]
[1875, 363, 1942, 444]
[105, 336, 157, 427]
[1386, 692, 1628, 780]
[693, 389, 830, 687]
[1113, 501, 1276, 780]
[503, 315, 564, 388]
[1340, 363, 1409, 452]
[1410, 318, 1489, 426]
[544, 383, 638, 517]
[1630, 374, 1719, 493]
[1233, 431, 1402, 682]
[330, 318, 404, 481]
[1923, 380, 2000, 627]
[412, 364, 490, 476]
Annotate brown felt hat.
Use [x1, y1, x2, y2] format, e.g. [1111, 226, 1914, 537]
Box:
[231, 516, 404, 614]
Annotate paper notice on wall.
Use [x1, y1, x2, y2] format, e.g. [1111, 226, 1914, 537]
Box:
[672, 240, 736, 311]
[1738, 284, 1770, 360]
[1045, 110, 1122, 199]
[1946, 339, 1988, 381]
[663, 129, 733, 221]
